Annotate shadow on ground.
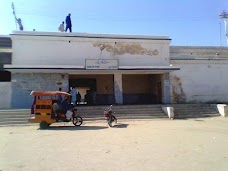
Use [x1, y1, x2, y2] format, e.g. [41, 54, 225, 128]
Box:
[194, 119, 205, 122]
[113, 123, 129, 128]
[38, 123, 129, 130]
[38, 125, 108, 131]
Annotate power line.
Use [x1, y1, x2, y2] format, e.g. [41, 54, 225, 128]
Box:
[15, 11, 219, 22]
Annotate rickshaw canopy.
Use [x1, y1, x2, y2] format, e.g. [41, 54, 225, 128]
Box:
[30, 91, 71, 97]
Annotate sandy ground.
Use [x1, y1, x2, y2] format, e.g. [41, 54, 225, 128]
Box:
[0, 117, 228, 171]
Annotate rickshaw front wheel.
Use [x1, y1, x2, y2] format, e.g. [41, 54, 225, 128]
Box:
[40, 121, 49, 129]
[73, 116, 83, 126]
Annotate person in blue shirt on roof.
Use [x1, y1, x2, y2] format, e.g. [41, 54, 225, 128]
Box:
[65, 13, 72, 32]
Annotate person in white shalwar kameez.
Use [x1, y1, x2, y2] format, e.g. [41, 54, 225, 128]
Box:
[70, 87, 77, 106]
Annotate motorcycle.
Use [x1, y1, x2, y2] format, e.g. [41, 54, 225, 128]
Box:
[54, 107, 83, 126]
[104, 105, 117, 127]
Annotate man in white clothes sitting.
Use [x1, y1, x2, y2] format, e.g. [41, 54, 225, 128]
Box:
[58, 21, 64, 32]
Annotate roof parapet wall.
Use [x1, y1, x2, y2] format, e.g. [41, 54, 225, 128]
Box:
[170, 46, 228, 59]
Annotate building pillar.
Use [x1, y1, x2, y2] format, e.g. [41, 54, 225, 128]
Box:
[114, 73, 123, 104]
[162, 73, 171, 104]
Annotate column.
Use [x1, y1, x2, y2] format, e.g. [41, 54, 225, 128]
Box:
[162, 73, 171, 104]
[114, 73, 123, 104]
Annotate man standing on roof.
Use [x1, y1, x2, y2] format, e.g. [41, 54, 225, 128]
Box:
[65, 13, 72, 32]
[13, 11, 23, 31]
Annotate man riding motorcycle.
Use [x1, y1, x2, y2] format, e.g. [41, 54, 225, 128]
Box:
[52, 96, 74, 121]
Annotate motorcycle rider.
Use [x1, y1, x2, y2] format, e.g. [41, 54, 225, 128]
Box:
[61, 96, 73, 120]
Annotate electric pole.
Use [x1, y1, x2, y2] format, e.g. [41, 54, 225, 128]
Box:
[219, 10, 228, 46]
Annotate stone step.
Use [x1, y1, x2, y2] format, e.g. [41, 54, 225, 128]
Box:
[78, 107, 162, 110]
[84, 114, 167, 118]
[0, 120, 30, 125]
[0, 124, 34, 127]
[174, 111, 219, 114]
[175, 115, 220, 119]
[0, 117, 29, 121]
[174, 112, 220, 119]
[79, 112, 164, 116]
[80, 112, 165, 116]
[175, 113, 220, 116]
[169, 104, 221, 119]
[77, 105, 163, 109]
[78, 111, 163, 115]
[0, 114, 30, 118]
[78, 108, 162, 112]
[169, 104, 213, 106]
[83, 116, 168, 121]
[0, 107, 166, 126]
[173, 107, 216, 111]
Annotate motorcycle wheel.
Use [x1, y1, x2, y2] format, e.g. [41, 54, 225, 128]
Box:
[73, 116, 83, 126]
[108, 121, 113, 127]
[112, 115, 117, 123]
[108, 116, 115, 127]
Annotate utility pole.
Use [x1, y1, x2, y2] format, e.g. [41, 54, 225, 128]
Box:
[219, 10, 228, 46]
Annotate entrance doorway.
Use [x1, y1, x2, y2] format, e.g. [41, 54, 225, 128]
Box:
[122, 74, 162, 104]
[69, 75, 114, 105]
[69, 78, 96, 105]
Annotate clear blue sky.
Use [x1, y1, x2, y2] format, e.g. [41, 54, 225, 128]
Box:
[0, 0, 228, 46]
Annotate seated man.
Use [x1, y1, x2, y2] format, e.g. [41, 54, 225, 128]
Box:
[61, 96, 73, 120]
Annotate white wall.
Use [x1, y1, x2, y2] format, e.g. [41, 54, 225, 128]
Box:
[170, 46, 228, 103]
[11, 32, 170, 67]
[170, 61, 228, 103]
[0, 82, 11, 109]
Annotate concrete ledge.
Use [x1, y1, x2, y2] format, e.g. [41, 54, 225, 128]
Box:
[215, 104, 228, 117]
[162, 106, 174, 119]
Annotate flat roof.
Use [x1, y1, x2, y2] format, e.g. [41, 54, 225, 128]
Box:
[10, 31, 171, 41]
[4, 65, 180, 74]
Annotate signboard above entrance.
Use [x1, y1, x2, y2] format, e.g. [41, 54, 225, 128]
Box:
[85, 59, 118, 70]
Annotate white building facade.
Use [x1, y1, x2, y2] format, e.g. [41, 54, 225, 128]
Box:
[3, 31, 228, 109]
[170, 46, 228, 103]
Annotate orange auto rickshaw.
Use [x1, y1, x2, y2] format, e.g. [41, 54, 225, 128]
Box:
[29, 90, 83, 129]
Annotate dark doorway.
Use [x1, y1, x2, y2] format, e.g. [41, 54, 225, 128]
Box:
[69, 79, 97, 105]
[69, 79, 97, 91]
[122, 74, 162, 104]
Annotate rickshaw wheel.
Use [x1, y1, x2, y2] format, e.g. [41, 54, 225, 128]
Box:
[73, 116, 83, 126]
[40, 121, 49, 129]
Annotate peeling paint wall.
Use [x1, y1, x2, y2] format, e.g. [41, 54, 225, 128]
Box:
[11, 35, 170, 67]
[170, 46, 228, 103]
[170, 75, 186, 103]
[93, 42, 159, 56]
[170, 63, 228, 103]
[11, 73, 69, 108]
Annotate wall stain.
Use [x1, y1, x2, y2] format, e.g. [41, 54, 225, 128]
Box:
[171, 75, 186, 103]
[93, 42, 159, 56]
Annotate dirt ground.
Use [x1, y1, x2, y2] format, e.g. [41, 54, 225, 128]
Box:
[1, 117, 228, 171]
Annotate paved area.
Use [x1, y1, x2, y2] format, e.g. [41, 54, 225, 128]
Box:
[1, 117, 228, 171]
